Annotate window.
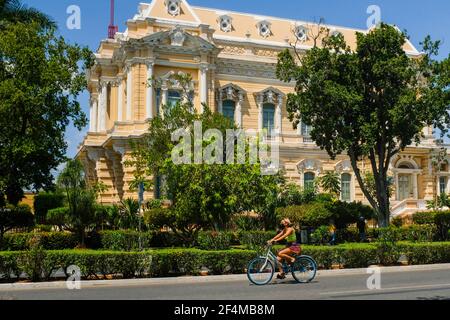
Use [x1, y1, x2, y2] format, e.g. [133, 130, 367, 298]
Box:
[263, 103, 275, 135]
[257, 20, 271, 38]
[440, 176, 447, 195]
[304, 172, 315, 191]
[294, 25, 308, 41]
[222, 100, 235, 123]
[301, 121, 312, 137]
[167, 90, 181, 108]
[218, 15, 232, 33]
[341, 173, 352, 202]
[165, 0, 180, 16]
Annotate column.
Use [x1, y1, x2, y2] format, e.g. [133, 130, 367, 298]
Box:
[413, 173, 418, 199]
[276, 96, 283, 134]
[98, 82, 107, 132]
[217, 90, 223, 114]
[200, 64, 208, 111]
[146, 60, 154, 120]
[160, 84, 168, 117]
[117, 77, 123, 122]
[126, 63, 133, 121]
[257, 96, 264, 132]
[395, 172, 399, 200]
[235, 93, 243, 128]
[89, 97, 98, 132]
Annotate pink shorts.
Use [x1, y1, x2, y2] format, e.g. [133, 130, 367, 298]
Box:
[288, 243, 301, 254]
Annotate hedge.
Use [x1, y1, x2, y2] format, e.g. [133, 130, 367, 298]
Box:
[1, 232, 78, 251]
[2, 243, 450, 282]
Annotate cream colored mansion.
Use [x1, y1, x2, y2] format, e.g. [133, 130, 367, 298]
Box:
[77, 0, 449, 217]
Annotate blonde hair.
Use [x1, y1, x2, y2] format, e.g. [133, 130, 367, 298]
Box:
[282, 218, 293, 227]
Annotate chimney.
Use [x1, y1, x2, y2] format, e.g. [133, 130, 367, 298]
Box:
[108, 0, 118, 39]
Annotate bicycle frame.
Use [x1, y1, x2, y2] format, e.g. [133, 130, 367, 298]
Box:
[259, 245, 279, 272]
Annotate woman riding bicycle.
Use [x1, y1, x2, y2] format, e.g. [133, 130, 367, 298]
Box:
[267, 218, 301, 279]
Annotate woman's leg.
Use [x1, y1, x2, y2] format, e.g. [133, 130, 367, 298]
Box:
[279, 248, 296, 264]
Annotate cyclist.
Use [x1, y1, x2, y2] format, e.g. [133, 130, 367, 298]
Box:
[267, 218, 301, 279]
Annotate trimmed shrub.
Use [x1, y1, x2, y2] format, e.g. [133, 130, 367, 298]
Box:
[398, 225, 436, 242]
[197, 231, 232, 250]
[338, 244, 378, 268]
[401, 242, 450, 265]
[1, 232, 78, 251]
[336, 227, 360, 243]
[99, 230, 153, 251]
[412, 212, 436, 225]
[149, 231, 183, 248]
[238, 231, 277, 250]
[33, 192, 65, 224]
[433, 211, 450, 240]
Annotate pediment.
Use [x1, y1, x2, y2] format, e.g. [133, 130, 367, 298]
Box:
[129, 27, 217, 53]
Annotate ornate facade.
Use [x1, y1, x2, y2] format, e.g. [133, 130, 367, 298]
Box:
[77, 0, 448, 217]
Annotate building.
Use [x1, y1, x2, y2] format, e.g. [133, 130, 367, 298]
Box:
[77, 0, 448, 217]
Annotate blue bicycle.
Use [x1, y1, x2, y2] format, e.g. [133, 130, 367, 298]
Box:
[247, 244, 317, 286]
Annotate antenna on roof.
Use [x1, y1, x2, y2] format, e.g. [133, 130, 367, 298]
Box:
[108, 0, 118, 39]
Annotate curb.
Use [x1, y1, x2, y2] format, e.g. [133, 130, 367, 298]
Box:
[1, 263, 449, 291]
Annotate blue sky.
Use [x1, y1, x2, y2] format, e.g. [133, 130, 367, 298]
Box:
[22, 0, 450, 159]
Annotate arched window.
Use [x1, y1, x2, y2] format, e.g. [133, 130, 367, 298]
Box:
[341, 173, 352, 202]
[263, 103, 275, 135]
[222, 100, 235, 123]
[304, 172, 316, 191]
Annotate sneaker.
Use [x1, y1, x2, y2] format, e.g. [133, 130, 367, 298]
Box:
[276, 273, 286, 280]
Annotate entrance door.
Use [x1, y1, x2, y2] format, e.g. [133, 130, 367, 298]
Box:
[398, 174, 412, 201]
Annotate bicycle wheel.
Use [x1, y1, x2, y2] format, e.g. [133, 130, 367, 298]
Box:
[291, 256, 317, 283]
[247, 257, 275, 286]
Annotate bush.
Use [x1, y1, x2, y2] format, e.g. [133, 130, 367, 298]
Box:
[310, 225, 330, 245]
[433, 211, 450, 240]
[276, 202, 332, 228]
[231, 214, 264, 231]
[46, 207, 69, 231]
[398, 225, 437, 242]
[336, 227, 360, 243]
[238, 231, 277, 250]
[376, 227, 401, 265]
[1, 232, 78, 251]
[99, 230, 153, 251]
[401, 242, 450, 265]
[412, 212, 435, 225]
[149, 231, 183, 248]
[338, 244, 378, 268]
[197, 231, 232, 250]
[330, 201, 376, 229]
[33, 192, 65, 224]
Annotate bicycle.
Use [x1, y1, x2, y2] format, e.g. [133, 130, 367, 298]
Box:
[246, 244, 317, 286]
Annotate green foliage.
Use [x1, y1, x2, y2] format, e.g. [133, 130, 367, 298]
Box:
[276, 202, 333, 228]
[0, 22, 93, 205]
[318, 171, 341, 197]
[196, 231, 232, 250]
[433, 211, 450, 240]
[57, 159, 98, 246]
[276, 23, 450, 227]
[376, 226, 401, 265]
[33, 192, 65, 224]
[311, 225, 331, 245]
[99, 230, 153, 251]
[0, 204, 34, 245]
[412, 212, 436, 225]
[118, 198, 141, 230]
[231, 214, 264, 231]
[0, 0, 56, 29]
[1, 232, 78, 251]
[391, 216, 404, 227]
[330, 201, 376, 229]
[129, 100, 282, 234]
[237, 231, 277, 250]
[46, 207, 69, 231]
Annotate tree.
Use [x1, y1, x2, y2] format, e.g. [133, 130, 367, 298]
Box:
[318, 171, 341, 197]
[0, 21, 93, 205]
[130, 98, 281, 241]
[0, 204, 34, 247]
[0, 0, 55, 29]
[57, 159, 97, 247]
[276, 23, 450, 227]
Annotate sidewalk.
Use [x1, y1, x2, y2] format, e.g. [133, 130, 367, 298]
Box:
[1, 263, 449, 291]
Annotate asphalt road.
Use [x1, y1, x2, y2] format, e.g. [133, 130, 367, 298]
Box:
[1, 265, 450, 300]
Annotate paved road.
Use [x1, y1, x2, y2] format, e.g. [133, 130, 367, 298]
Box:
[0, 265, 450, 300]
